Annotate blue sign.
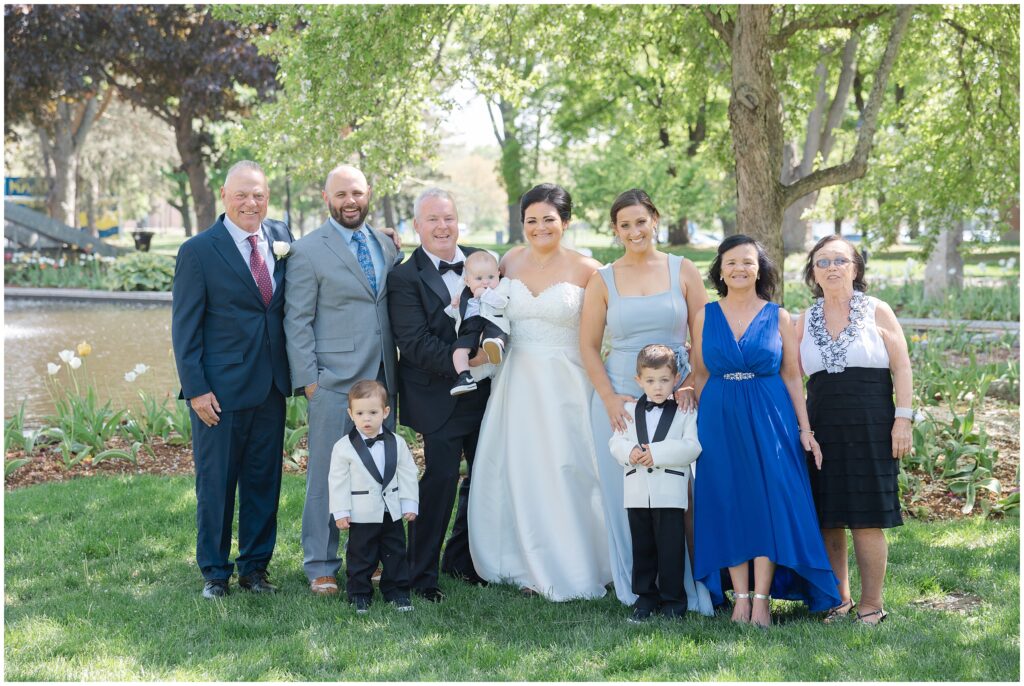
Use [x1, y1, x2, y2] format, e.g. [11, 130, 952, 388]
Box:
[5, 177, 47, 197]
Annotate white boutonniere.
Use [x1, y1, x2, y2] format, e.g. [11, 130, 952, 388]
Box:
[273, 241, 291, 261]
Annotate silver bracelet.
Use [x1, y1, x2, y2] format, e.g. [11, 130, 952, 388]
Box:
[894, 407, 914, 421]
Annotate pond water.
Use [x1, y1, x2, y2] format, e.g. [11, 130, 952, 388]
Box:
[4, 299, 180, 425]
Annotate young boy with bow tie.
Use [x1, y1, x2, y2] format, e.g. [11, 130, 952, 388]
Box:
[328, 380, 419, 613]
[609, 344, 702, 623]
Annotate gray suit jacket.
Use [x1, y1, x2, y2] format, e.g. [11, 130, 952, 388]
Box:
[284, 220, 398, 394]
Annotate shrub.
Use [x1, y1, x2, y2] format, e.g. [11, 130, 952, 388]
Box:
[105, 252, 175, 291]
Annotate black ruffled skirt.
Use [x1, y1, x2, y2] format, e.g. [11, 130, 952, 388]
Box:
[806, 367, 903, 529]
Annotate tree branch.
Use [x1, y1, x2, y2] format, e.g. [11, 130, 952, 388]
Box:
[819, 35, 858, 161]
[485, 97, 505, 148]
[701, 7, 733, 50]
[770, 7, 887, 49]
[782, 6, 914, 207]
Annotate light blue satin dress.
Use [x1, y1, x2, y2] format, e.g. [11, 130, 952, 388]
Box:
[589, 253, 713, 613]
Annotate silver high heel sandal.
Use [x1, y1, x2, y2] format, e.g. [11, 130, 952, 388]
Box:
[751, 593, 772, 628]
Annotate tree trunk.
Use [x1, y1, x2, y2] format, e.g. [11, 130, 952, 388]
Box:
[382, 194, 397, 230]
[494, 98, 526, 244]
[85, 176, 98, 236]
[43, 107, 78, 227]
[923, 222, 964, 300]
[728, 5, 787, 297]
[668, 217, 690, 245]
[167, 173, 194, 237]
[174, 117, 216, 230]
[720, 213, 738, 238]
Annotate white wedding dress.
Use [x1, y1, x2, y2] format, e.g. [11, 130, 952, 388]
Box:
[468, 279, 612, 601]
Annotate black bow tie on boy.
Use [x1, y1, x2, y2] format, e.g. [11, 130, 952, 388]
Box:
[364, 433, 386, 448]
[645, 399, 671, 412]
[438, 260, 464, 275]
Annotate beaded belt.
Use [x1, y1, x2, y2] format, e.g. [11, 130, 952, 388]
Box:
[722, 372, 756, 381]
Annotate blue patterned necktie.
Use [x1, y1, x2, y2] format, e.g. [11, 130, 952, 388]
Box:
[351, 229, 377, 294]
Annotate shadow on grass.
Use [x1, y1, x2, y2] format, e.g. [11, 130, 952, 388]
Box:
[4, 475, 1020, 680]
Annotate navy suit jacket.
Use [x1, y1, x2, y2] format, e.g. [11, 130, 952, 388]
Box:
[172, 214, 293, 412]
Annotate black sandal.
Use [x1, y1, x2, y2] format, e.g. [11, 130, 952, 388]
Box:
[823, 599, 856, 624]
[855, 608, 888, 626]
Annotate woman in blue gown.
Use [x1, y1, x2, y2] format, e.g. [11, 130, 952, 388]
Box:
[691, 235, 840, 626]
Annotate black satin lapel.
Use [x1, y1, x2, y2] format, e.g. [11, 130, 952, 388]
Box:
[348, 427, 384, 484]
[416, 248, 451, 307]
[458, 285, 472, 319]
[652, 398, 677, 442]
[381, 431, 397, 487]
[210, 224, 264, 304]
[635, 395, 650, 446]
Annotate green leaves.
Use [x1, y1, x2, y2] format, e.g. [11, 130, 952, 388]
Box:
[105, 252, 175, 292]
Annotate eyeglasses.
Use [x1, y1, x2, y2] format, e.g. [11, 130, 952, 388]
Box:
[814, 256, 852, 269]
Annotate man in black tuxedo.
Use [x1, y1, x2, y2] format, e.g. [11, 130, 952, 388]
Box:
[171, 160, 293, 599]
[387, 188, 489, 602]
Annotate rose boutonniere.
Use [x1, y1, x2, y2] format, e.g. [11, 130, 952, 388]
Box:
[273, 241, 291, 261]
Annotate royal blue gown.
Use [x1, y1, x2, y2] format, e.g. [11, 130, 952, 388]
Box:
[694, 301, 840, 612]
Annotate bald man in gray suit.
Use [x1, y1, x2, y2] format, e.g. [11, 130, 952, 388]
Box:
[284, 164, 399, 596]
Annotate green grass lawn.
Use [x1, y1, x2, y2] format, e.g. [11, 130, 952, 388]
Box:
[4, 475, 1019, 681]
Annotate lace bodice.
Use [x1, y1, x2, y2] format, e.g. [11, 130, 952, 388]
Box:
[505, 279, 584, 347]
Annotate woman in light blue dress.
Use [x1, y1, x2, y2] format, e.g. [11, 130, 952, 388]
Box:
[580, 189, 713, 614]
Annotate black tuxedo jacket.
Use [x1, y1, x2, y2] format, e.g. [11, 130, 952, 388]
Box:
[171, 214, 294, 411]
[387, 246, 491, 435]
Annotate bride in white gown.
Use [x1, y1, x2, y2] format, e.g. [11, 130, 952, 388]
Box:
[468, 184, 612, 601]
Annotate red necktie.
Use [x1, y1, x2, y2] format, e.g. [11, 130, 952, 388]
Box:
[247, 234, 273, 307]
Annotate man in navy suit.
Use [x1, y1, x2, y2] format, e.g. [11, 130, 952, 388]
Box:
[171, 160, 293, 599]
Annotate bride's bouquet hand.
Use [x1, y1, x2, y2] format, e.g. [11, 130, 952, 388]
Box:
[603, 393, 636, 432]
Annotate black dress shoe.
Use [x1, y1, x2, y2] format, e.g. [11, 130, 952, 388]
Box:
[390, 596, 414, 612]
[202, 579, 229, 599]
[238, 570, 278, 594]
[446, 569, 489, 587]
[627, 605, 655, 624]
[413, 587, 445, 603]
[352, 596, 371, 614]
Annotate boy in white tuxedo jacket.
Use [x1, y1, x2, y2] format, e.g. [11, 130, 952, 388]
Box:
[329, 380, 419, 613]
[609, 345, 701, 623]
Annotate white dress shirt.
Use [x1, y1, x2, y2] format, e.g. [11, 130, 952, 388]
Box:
[223, 216, 277, 294]
[422, 246, 467, 302]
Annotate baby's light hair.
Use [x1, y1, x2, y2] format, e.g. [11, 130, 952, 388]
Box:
[348, 379, 389, 408]
[464, 250, 499, 275]
[635, 344, 678, 375]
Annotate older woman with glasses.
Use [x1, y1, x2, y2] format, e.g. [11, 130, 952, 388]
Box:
[796, 235, 914, 626]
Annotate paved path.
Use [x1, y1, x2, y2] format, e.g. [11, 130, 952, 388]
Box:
[5, 287, 172, 304]
[5, 288, 1019, 335]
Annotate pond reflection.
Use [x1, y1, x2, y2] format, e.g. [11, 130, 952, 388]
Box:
[4, 298, 180, 425]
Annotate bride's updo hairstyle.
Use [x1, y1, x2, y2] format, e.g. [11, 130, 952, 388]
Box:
[707, 233, 778, 301]
[520, 183, 572, 223]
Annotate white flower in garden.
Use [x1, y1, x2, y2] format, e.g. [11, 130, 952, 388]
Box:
[964, 392, 975, 402]
[1007, 257, 1017, 269]
[58, 349, 75, 363]
[133, 363, 149, 375]
[47, 363, 61, 375]
[273, 241, 290, 259]
[124, 371, 138, 383]
[914, 410, 927, 423]
[69, 356, 82, 370]
[977, 262, 987, 271]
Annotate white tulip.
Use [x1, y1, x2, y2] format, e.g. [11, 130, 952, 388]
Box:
[58, 349, 75, 363]
[69, 357, 82, 370]
[47, 363, 61, 375]
[273, 241, 290, 258]
[134, 363, 149, 375]
[124, 371, 138, 383]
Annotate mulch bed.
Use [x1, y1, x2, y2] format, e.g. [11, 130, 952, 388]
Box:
[6, 407, 1018, 523]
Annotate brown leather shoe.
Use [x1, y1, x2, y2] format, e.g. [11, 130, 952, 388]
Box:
[310, 576, 339, 596]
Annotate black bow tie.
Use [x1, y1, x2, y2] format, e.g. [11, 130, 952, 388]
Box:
[364, 433, 386, 448]
[645, 399, 670, 412]
[438, 260, 464, 275]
